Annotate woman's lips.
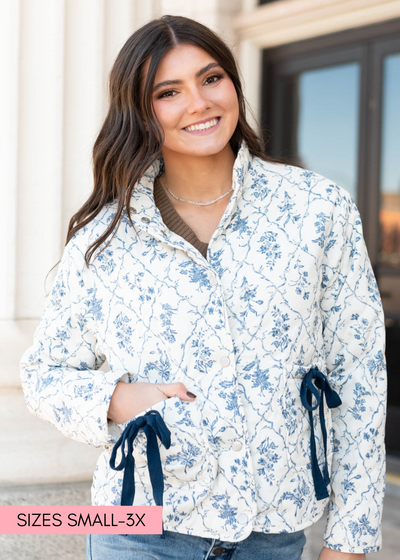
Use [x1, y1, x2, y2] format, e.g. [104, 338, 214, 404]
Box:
[182, 117, 221, 135]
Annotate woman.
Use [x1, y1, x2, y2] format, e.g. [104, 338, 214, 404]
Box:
[20, 15, 386, 560]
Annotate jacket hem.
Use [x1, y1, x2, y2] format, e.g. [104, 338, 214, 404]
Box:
[323, 540, 382, 555]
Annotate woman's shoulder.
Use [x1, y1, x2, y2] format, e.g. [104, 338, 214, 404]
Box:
[64, 203, 119, 266]
[251, 155, 356, 212]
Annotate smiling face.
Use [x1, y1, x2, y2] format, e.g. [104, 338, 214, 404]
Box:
[150, 44, 239, 159]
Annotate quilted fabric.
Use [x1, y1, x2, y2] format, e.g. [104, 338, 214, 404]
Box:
[20, 141, 386, 553]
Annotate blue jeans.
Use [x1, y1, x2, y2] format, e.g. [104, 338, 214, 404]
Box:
[87, 529, 306, 559]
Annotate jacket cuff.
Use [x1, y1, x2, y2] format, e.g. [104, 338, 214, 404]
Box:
[92, 369, 129, 447]
[323, 493, 384, 554]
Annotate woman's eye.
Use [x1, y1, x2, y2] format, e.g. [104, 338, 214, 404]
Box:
[205, 73, 224, 85]
[158, 90, 176, 99]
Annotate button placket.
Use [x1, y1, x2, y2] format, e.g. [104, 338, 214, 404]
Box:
[231, 441, 242, 452]
[220, 356, 230, 367]
[130, 210, 177, 249]
[209, 276, 218, 286]
[141, 229, 210, 268]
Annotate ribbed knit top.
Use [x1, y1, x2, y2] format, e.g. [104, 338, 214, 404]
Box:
[154, 175, 209, 260]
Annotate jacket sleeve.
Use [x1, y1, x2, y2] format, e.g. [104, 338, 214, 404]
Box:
[20, 241, 126, 448]
[320, 188, 387, 554]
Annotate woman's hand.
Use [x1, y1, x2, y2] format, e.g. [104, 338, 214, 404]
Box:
[318, 547, 366, 560]
[107, 381, 197, 424]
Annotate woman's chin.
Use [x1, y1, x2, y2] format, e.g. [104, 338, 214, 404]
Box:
[165, 137, 233, 159]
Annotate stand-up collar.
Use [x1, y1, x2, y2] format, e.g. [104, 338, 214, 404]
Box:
[129, 141, 252, 233]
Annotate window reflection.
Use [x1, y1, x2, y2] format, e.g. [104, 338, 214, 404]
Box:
[379, 53, 400, 269]
[295, 63, 360, 202]
[281, 63, 360, 201]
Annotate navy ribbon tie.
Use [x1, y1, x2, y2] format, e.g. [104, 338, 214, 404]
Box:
[300, 367, 342, 501]
[110, 409, 171, 536]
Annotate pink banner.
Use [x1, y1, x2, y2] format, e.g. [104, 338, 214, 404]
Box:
[0, 506, 162, 534]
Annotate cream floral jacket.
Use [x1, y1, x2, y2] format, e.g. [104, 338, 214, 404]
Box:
[20, 142, 386, 553]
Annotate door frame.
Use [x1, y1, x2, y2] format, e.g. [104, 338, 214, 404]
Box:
[368, 36, 400, 280]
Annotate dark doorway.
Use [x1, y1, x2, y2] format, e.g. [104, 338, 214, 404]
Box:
[262, 20, 400, 456]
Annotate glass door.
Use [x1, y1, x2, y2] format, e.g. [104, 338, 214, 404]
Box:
[378, 52, 400, 310]
[277, 62, 360, 201]
[267, 45, 365, 204]
[372, 41, 400, 456]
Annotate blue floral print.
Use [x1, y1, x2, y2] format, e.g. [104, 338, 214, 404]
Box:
[20, 141, 386, 553]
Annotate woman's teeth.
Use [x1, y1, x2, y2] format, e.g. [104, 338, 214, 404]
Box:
[184, 118, 219, 132]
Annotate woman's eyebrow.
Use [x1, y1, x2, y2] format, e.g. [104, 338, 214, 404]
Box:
[153, 62, 222, 92]
[194, 62, 221, 78]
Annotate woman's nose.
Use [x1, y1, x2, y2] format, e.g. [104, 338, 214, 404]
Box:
[186, 87, 210, 114]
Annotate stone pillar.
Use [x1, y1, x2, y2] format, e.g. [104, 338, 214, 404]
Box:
[62, 0, 106, 240]
[0, 0, 19, 324]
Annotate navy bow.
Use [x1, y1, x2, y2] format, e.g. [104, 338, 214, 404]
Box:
[110, 409, 171, 536]
[300, 367, 342, 500]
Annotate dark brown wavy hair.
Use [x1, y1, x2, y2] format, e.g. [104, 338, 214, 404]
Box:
[65, 15, 281, 266]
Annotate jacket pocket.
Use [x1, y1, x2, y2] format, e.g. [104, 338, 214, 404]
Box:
[116, 395, 216, 506]
[282, 371, 334, 475]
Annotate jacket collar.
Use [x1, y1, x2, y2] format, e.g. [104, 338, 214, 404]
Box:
[128, 140, 252, 240]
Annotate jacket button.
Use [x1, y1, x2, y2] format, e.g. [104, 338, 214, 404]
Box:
[141, 216, 150, 223]
[130, 207, 137, 214]
[212, 547, 225, 556]
[209, 275, 218, 286]
[231, 441, 242, 452]
[237, 513, 248, 524]
[220, 356, 230, 367]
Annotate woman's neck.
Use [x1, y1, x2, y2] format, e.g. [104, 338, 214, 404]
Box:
[161, 143, 236, 204]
